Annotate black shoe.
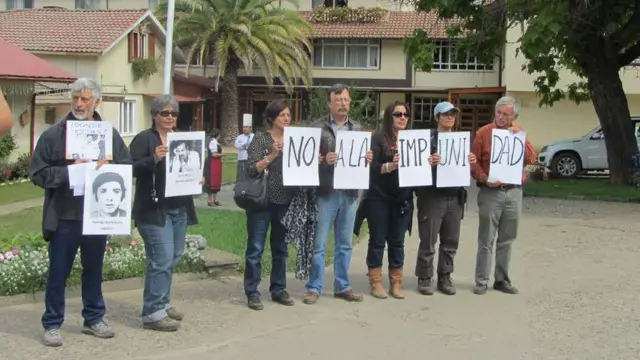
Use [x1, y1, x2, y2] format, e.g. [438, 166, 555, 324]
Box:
[247, 296, 264, 310]
[417, 278, 434, 295]
[473, 284, 488, 295]
[437, 274, 456, 295]
[272, 291, 295, 306]
[493, 281, 519, 294]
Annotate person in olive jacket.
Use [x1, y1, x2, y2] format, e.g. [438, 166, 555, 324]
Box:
[129, 95, 198, 333]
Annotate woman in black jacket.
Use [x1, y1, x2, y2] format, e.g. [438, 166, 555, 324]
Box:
[365, 101, 414, 300]
[129, 95, 198, 332]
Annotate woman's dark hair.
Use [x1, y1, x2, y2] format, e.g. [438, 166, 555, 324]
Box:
[378, 101, 409, 151]
[263, 100, 290, 127]
[92, 171, 126, 202]
[210, 128, 220, 138]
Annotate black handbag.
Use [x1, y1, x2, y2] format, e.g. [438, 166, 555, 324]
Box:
[233, 167, 269, 210]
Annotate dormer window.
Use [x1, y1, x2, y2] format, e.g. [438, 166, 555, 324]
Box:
[75, 0, 100, 9]
[128, 30, 156, 61]
[6, 0, 34, 10]
[312, 0, 347, 7]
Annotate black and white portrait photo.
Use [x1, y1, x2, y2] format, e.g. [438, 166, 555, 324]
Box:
[168, 139, 203, 174]
[82, 164, 133, 235]
[165, 131, 206, 197]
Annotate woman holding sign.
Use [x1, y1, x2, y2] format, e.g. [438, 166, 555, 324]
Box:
[365, 101, 415, 299]
[129, 95, 199, 332]
[243, 100, 298, 311]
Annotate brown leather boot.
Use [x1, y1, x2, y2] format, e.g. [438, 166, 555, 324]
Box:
[368, 267, 388, 299]
[388, 268, 405, 299]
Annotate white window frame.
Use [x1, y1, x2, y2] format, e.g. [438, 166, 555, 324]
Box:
[75, 0, 100, 9]
[411, 96, 447, 128]
[137, 33, 149, 59]
[312, 39, 381, 70]
[118, 100, 136, 136]
[432, 40, 494, 71]
[6, 0, 33, 10]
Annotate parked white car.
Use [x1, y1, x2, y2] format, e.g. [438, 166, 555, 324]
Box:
[538, 117, 640, 178]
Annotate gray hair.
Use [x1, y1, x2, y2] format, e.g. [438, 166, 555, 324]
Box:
[327, 83, 349, 101]
[69, 78, 102, 99]
[495, 96, 520, 115]
[150, 95, 179, 116]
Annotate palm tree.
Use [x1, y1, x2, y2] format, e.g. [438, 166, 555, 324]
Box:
[156, 0, 314, 144]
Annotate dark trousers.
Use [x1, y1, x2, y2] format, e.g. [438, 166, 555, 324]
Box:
[365, 198, 413, 269]
[415, 192, 463, 279]
[243, 203, 289, 298]
[42, 220, 108, 330]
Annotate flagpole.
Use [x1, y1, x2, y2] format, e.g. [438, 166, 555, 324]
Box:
[162, 0, 176, 94]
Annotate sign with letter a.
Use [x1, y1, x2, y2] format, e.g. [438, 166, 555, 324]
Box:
[282, 127, 321, 186]
[333, 131, 371, 189]
[488, 129, 526, 185]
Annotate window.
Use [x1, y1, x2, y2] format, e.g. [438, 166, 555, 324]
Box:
[75, 0, 100, 9]
[5, 0, 33, 9]
[148, 0, 158, 8]
[312, 39, 380, 69]
[432, 40, 493, 71]
[311, 0, 346, 7]
[118, 100, 136, 135]
[128, 31, 155, 61]
[411, 96, 447, 129]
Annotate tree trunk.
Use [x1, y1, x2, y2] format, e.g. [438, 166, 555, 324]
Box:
[218, 60, 241, 146]
[587, 65, 639, 186]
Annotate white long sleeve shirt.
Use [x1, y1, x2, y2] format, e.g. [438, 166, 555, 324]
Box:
[234, 133, 254, 161]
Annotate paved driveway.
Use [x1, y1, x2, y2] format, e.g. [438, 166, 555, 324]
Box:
[0, 194, 638, 360]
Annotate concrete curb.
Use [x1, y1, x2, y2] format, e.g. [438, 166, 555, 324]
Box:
[523, 193, 640, 203]
[0, 273, 210, 308]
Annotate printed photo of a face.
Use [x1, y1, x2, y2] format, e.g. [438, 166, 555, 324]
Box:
[91, 172, 127, 218]
[169, 140, 202, 174]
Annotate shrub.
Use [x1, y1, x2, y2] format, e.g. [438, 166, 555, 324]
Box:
[0, 134, 17, 162]
[10, 153, 30, 179]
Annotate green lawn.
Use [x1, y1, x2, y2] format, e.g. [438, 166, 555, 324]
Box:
[0, 205, 366, 275]
[524, 178, 640, 201]
[221, 153, 237, 184]
[0, 182, 44, 205]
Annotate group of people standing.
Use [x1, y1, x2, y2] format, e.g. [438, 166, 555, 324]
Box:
[239, 84, 537, 311]
[26, 77, 536, 348]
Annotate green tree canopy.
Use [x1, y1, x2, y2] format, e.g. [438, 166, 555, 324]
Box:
[404, 0, 640, 185]
[156, 0, 314, 144]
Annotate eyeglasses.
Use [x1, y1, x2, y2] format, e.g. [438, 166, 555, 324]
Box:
[439, 111, 457, 118]
[393, 112, 409, 118]
[158, 111, 179, 118]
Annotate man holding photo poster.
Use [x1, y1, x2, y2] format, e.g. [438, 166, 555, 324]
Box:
[470, 96, 537, 296]
[28, 78, 131, 347]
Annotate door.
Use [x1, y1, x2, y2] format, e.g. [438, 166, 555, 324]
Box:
[581, 128, 608, 169]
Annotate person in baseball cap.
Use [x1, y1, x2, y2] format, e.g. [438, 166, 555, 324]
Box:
[433, 101, 459, 119]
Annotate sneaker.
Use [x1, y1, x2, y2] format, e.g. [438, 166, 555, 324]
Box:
[81, 320, 115, 339]
[473, 284, 488, 295]
[166, 307, 184, 321]
[42, 328, 62, 347]
[143, 317, 181, 332]
[302, 291, 319, 305]
[247, 296, 264, 310]
[333, 290, 363, 302]
[417, 278, 434, 295]
[493, 281, 519, 294]
[437, 274, 456, 295]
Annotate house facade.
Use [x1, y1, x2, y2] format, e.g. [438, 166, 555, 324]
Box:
[0, 8, 185, 148]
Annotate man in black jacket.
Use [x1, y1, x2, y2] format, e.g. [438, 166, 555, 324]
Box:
[303, 83, 372, 304]
[28, 78, 131, 347]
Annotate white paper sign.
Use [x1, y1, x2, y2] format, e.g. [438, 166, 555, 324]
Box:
[333, 131, 371, 190]
[398, 129, 432, 187]
[66, 121, 113, 160]
[488, 129, 526, 185]
[82, 164, 132, 235]
[68, 162, 93, 196]
[436, 131, 471, 188]
[165, 131, 206, 197]
[282, 127, 321, 186]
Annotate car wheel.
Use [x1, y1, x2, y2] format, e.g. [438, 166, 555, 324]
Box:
[551, 153, 581, 178]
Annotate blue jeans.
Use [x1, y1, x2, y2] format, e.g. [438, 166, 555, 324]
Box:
[305, 192, 358, 294]
[243, 203, 288, 298]
[138, 207, 188, 323]
[42, 220, 108, 330]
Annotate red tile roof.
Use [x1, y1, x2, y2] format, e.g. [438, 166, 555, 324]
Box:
[303, 10, 457, 39]
[0, 8, 148, 53]
[0, 37, 76, 82]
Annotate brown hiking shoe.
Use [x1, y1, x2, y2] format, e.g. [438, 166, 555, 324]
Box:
[166, 307, 184, 321]
[368, 267, 388, 299]
[302, 291, 319, 305]
[143, 317, 180, 332]
[334, 289, 363, 302]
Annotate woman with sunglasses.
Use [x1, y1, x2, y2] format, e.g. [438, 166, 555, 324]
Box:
[129, 95, 198, 332]
[365, 101, 414, 299]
